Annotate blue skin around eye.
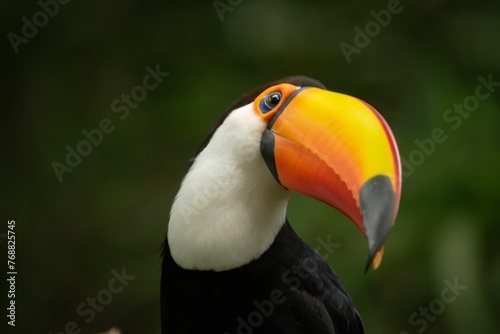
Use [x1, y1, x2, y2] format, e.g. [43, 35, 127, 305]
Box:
[259, 92, 282, 113]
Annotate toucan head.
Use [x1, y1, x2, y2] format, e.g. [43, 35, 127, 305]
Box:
[168, 76, 401, 272]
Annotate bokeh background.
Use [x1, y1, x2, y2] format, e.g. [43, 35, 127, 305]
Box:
[3, 0, 500, 333]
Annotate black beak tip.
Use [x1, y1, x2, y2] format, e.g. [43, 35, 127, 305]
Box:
[360, 175, 396, 273]
[364, 245, 384, 273]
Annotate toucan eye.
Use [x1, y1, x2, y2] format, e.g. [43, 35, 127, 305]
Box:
[259, 92, 282, 113]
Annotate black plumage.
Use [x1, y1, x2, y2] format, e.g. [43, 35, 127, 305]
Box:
[161, 221, 364, 334]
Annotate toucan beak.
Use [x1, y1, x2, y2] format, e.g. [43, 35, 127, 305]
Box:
[260, 87, 402, 271]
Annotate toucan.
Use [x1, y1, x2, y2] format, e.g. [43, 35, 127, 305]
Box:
[161, 76, 401, 334]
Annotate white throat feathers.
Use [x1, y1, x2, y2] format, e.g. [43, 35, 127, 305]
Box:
[168, 103, 290, 271]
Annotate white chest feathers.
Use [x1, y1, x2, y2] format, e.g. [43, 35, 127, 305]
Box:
[167, 104, 290, 271]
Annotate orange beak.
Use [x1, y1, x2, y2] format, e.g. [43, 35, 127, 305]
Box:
[260, 87, 401, 271]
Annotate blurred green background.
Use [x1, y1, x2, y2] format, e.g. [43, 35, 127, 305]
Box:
[3, 0, 500, 333]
